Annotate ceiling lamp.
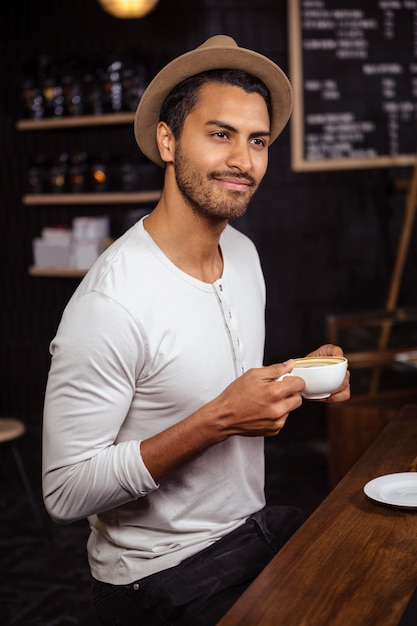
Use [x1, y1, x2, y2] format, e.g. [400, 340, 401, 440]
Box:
[98, 0, 159, 19]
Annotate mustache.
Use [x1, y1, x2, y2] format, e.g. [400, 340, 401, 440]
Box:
[209, 171, 256, 186]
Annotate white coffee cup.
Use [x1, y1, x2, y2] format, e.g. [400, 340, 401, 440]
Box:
[279, 356, 348, 400]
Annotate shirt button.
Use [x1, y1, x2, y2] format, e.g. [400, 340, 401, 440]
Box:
[219, 284, 223, 291]
[133, 583, 140, 591]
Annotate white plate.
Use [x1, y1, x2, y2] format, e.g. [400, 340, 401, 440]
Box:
[364, 473, 417, 509]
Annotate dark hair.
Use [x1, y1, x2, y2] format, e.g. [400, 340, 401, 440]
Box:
[159, 68, 272, 140]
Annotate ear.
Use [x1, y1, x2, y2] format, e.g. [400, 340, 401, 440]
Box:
[156, 121, 175, 164]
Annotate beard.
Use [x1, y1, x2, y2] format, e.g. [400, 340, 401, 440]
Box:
[174, 143, 259, 222]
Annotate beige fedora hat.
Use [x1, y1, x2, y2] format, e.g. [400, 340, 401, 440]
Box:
[134, 34, 293, 167]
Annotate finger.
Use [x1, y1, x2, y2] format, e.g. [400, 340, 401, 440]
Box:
[322, 372, 351, 403]
[324, 388, 351, 403]
[271, 389, 304, 419]
[275, 374, 305, 396]
[307, 344, 344, 358]
[263, 360, 295, 381]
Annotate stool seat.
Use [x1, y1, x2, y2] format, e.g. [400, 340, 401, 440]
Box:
[0, 417, 26, 443]
[0, 416, 44, 528]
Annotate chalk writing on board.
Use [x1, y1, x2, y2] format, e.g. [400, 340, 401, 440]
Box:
[288, 0, 417, 170]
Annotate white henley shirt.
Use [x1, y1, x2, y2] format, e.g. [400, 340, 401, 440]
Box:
[42, 217, 267, 584]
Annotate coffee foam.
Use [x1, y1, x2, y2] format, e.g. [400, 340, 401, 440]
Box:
[294, 356, 346, 368]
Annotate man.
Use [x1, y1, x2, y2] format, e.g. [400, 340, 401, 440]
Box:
[42, 35, 350, 625]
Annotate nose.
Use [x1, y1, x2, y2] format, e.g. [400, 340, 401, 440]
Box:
[226, 139, 252, 172]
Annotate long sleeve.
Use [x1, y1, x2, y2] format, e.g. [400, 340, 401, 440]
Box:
[42, 291, 158, 524]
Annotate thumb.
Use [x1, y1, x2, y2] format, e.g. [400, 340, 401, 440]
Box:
[264, 360, 295, 381]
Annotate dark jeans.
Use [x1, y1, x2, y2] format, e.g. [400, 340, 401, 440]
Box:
[92, 505, 306, 626]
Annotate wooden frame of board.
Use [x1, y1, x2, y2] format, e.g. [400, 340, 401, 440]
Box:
[287, 0, 417, 172]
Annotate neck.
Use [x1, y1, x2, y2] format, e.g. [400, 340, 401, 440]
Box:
[143, 189, 226, 283]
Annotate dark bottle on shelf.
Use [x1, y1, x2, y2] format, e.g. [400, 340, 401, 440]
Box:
[83, 61, 105, 116]
[61, 55, 87, 117]
[90, 154, 121, 192]
[90, 154, 110, 192]
[41, 77, 56, 118]
[122, 56, 148, 112]
[62, 74, 82, 116]
[52, 82, 65, 117]
[27, 155, 50, 193]
[69, 152, 88, 192]
[102, 58, 125, 113]
[120, 157, 140, 191]
[119, 159, 160, 191]
[20, 58, 44, 119]
[38, 56, 65, 118]
[49, 152, 70, 193]
[41, 76, 66, 118]
[21, 79, 45, 120]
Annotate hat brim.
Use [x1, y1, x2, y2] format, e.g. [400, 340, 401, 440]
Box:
[134, 35, 293, 167]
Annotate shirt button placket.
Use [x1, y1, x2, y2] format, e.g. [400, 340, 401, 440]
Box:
[215, 282, 246, 375]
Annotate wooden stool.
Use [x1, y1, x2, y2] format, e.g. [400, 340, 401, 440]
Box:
[0, 417, 44, 528]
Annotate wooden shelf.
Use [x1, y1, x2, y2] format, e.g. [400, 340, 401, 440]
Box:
[16, 112, 135, 130]
[23, 190, 161, 205]
[29, 266, 87, 278]
[21, 112, 157, 279]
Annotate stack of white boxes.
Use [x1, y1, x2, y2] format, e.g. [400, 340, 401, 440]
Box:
[32, 216, 110, 270]
[33, 227, 73, 269]
[71, 217, 110, 270]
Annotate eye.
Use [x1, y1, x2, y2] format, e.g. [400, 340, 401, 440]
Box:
[250, 137, 267, 148]
[212, 131, 229, 140]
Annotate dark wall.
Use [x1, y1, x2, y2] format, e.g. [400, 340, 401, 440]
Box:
[1, 0, 416, 421]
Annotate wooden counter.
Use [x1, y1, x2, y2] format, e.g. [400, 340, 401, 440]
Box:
[218, 405, 417, 626]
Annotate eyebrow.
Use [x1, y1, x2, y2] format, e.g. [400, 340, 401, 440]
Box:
[205, 120, 271, 139]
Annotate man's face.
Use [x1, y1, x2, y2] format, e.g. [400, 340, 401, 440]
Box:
[172, 82, 270, 222]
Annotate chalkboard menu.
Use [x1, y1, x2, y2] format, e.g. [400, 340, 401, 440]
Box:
[288, 0, 417, 170]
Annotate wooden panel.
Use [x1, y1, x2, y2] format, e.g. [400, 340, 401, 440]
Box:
[327, 389, 417, 486]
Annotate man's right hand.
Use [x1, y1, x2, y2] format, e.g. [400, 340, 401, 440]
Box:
[140, 361, 304, 482]
[210, 361, 304, 439]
